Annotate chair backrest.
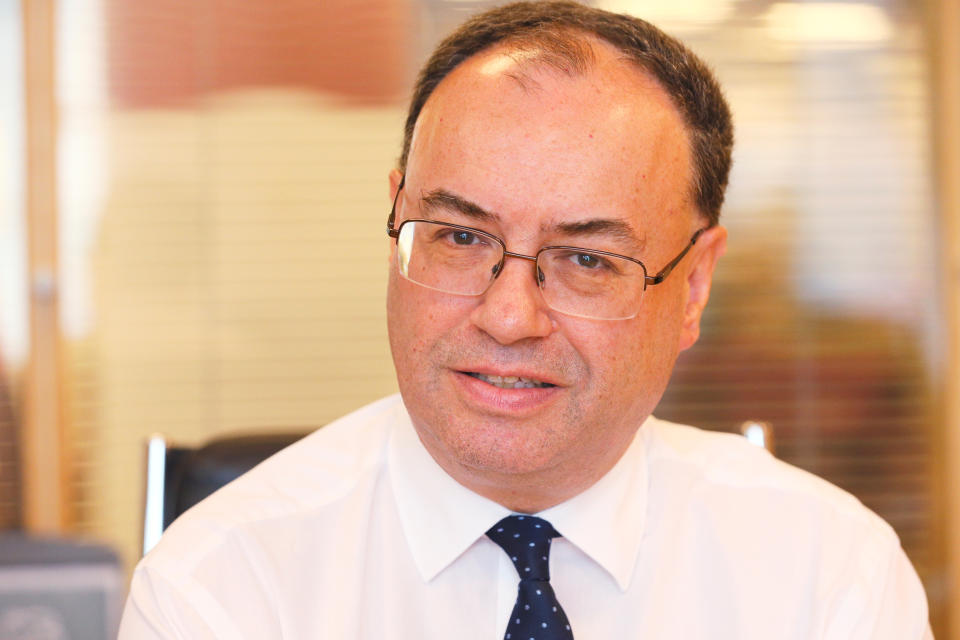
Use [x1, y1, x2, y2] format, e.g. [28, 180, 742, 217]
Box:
[740, 420, 775, 454]
[143, 431, 308, 555]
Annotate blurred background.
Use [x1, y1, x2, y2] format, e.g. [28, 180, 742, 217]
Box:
[1, 0, 958, 637]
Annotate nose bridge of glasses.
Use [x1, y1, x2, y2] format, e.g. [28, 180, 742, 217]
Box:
[492, 249, 543, 284]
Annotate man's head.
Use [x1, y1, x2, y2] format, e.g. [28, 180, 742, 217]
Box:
[400, 0, 733, 226]
[386, 1, 732, 512]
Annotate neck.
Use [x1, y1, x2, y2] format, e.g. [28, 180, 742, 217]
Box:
[419, 433, 632, 514]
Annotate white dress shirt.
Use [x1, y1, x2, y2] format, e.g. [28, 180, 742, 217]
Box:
[119, 394, 932, 639]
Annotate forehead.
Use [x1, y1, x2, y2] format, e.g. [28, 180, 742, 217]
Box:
[405, 39, 694, 236]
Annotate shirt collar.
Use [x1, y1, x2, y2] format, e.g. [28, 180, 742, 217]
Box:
[389, 399, 650, 591]
[388, 401, 510, 582]
[539, 418, 650, 592]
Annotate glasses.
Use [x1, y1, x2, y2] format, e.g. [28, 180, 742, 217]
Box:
[386, 176, 706, 320]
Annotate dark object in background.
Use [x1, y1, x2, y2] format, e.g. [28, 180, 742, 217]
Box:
[142, 431, 308, 555]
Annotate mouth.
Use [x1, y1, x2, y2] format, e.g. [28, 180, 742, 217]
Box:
[463, 372, 557, 389]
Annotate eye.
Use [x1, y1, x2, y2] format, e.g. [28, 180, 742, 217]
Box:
[571, 252, 607, 269]
[451, 230, 479, 245]
[432, 225, 487, 247]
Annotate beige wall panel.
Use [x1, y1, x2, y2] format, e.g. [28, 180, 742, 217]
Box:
[75, 91, 403, 571]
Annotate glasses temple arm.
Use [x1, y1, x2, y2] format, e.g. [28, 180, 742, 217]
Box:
[644, 227, 708, 286]
[386, 174, 406, 238]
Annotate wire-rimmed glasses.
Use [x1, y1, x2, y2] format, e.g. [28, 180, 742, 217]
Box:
[386, 176, 706, 320]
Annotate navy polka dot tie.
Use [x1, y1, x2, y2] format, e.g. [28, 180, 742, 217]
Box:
[487, 515, 574, 640]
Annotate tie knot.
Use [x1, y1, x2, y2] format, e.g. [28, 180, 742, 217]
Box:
[486, 515, 559, 581]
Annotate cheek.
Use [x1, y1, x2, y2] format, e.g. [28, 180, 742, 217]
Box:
[561, 320, 639, 386]
[388, 283, 426, 354]
[387, 272, 475, 366]
[600, 331, 651, 389]
[562, 304, 679, 395]
[386, 273, 424, 371]
[628, 292, 687, 384]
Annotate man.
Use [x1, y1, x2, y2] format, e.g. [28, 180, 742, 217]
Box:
[119, 2, 932, 638]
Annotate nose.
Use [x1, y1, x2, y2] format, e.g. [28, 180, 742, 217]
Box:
[469, 254, 556, 345]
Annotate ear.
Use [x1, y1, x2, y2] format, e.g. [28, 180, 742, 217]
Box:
[389, 168, 404, 202]
[677, 225, 727, 352]
[387, 169, 404, 262]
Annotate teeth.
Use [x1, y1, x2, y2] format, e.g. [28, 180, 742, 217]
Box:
[468, 373, 553, 389]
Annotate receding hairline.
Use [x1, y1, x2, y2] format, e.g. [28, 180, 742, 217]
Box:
[417, 28, 687, 120]
[408, 33, 701, 218]
[479, 31, 669, 97]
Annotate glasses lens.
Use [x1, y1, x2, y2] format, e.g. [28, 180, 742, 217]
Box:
[393, 221, 648, 320]
[396, 221, 502, 295]
[537, 248, 647, 320]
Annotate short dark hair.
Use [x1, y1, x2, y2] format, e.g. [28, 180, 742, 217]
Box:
[399, 1, 734, 226]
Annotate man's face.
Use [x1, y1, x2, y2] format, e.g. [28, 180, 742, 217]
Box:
[387, 42, 725, 509]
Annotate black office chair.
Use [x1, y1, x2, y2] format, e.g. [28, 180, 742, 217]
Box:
[142, 431, 309, 555]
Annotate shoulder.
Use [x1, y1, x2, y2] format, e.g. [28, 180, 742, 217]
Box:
[644, 416, 880, 523]
[123, 395, 411, 636]
[142, 394, 406, 570]
[641, 416, 901, 566]
[638, 417, 930, 636]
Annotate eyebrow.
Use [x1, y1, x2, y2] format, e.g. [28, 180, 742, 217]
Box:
[421, 189, 500, 223]
[420, 187, 645, 251]
[551, 218, 645, 250]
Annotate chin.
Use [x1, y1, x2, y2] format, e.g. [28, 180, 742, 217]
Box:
[446, 428, 568, 477]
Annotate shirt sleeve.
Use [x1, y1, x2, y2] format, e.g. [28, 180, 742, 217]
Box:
[118, 564, 247, 640]
[859, 543, 934, 640]
[822, 525, 933, 640]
